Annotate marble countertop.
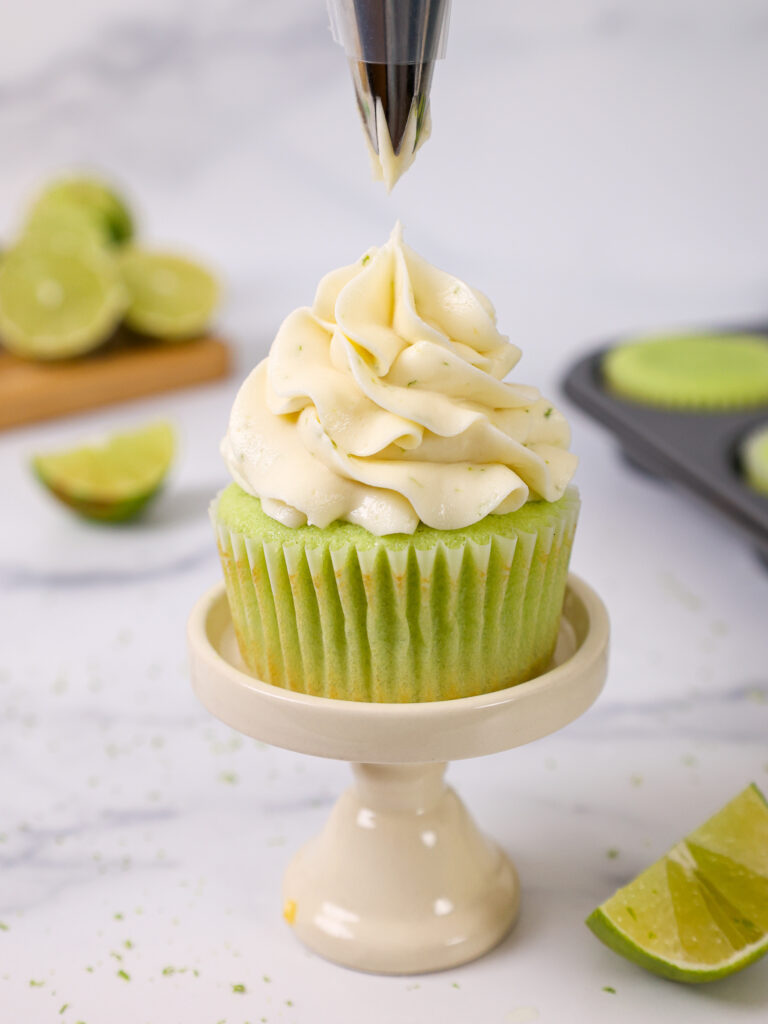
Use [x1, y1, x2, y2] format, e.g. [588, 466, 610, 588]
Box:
[2, 1, 768, 1021]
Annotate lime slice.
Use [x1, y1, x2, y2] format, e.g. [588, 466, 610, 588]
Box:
[0, 246, 126, 359]
[586, 784, 768, 983]
[28, 176, 134, 246]
[119, 249, 218, 340]
[742, 424, 768, 496]
[32, 421, 175, 522]
[24, 200, 108, 255]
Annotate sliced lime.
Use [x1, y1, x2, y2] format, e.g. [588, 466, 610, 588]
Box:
[32, 421, 175, 522]
[119, 249, 218, 340]
[24, 200, 107, 255]
[0, 246, 126, 359]
[586, 784, 768, 982]
[28, 176, 134, 246]
[742, 424, 768, 496]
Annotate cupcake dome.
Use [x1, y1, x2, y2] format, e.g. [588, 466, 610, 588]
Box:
[741, 423, 768, 496]
[602, 334, 768, 410]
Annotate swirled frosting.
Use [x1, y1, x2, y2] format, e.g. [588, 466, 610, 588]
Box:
[221, 225, 577, 536]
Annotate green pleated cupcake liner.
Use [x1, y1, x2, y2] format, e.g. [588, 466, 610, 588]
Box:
[213, 490, 579, 703]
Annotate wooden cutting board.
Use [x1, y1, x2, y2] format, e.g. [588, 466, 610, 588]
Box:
[0, 332, 232, 430]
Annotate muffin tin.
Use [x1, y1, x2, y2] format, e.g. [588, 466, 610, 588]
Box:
[561, 329, 768, 563]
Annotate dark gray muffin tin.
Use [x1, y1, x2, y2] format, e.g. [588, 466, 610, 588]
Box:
[561, 331, 768, 562]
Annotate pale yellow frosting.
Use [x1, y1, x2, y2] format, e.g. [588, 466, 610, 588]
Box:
[222, 225, 577, 536]
[366, 100, 431, 192]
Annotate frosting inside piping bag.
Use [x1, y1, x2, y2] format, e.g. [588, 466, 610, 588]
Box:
[222, 225, 577, 536]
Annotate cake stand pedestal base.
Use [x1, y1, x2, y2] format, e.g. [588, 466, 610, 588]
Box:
[283, 762, 519, 974]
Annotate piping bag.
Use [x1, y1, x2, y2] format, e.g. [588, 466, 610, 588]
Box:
[327, 0, 452, 190]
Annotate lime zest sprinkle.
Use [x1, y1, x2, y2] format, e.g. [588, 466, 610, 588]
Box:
[606, 848, 620, 860]
[544, 407, 553, 417]
[361, 254, 371, 266]
[59, 1004, 69, 1014]
[625, 906, 637, 921]
[113, 912, 124, 920]
[262, 975, 271, 983]
[29, 979, 44, 987]
[124, 939, 133, 949]
[232, 983, 246, 993]
[407, 379, 418, 387]
[117, 970, 130, 981]
[0, 922, 8, 931]
[602, 986, 616, 994]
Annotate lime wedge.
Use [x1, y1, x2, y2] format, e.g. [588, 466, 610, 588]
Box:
[28, 176, 134, 246]
[0, 246, 126, 359]
[32, 421, 175, 522]
[119, 249, 218, 340]
[586, 784, 768, 982]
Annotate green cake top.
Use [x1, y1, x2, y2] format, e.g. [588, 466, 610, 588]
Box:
[215, 483, 580, 550]
[602, 334, 768, 410]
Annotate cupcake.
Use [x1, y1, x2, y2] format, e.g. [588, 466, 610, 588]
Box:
[602, 333, 768, 411]
[214, 225, 579, 702]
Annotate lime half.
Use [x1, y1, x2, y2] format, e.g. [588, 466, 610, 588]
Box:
[0, 246, 126, 359]
[587, 784, 768, 983]
[24, 200, 108, 256]
[120, 249, 218, 340]
[32, 421, 175, 522]
[28, 176, 134, 246]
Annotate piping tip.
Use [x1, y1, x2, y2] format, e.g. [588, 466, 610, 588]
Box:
[350, 58, 434, 157]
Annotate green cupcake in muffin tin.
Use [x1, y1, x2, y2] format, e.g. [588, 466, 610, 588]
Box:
[213, 484, 580, 703]
[602, 334, 768, 410]
[741, 423, 768, 496]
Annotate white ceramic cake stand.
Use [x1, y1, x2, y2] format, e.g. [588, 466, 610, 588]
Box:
[187, 574, 609, 975]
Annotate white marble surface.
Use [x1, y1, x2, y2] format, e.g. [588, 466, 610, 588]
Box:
[2, 1, 768, 1021]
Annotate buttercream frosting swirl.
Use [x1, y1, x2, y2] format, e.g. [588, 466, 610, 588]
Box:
[222, 225, 577, 536]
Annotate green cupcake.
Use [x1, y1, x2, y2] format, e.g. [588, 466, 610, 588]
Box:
[213, 484, 579, 703]
[741, 423, 768, 496]
[602, 334, 768, 410]
[215, 227, 581, 703]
